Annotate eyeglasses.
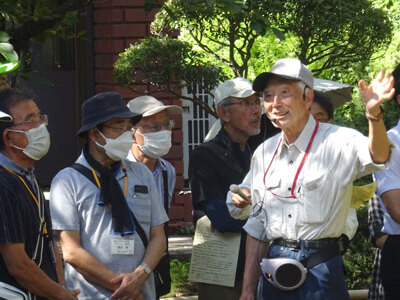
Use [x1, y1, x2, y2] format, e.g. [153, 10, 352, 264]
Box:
[224, 100, 261, 109]
[103, 124, 134, 133]
[13, 114, 48, 127]
[136, 120, 175, 133]
[264, 86, 309, 103]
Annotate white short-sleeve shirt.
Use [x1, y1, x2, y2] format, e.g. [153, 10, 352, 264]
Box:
[244, 116, 388, 241]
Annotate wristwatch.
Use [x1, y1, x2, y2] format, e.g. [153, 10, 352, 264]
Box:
[140, 262, 152, 277]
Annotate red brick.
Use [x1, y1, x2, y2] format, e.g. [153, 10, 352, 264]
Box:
[115, 84, 148, 98]
[95, 54, 119, 68]
[174, 175, 184, 190]
[94, 8, 124, 23]
[172, 130, 183, 144]
[164, 144, 182, 160]
[169, 205, 184, 220]
[112, 24, 146, 37]
[94, 0, 145, 8]
[95, 84, 117, 93]
[95, 69, 115, 84]
[112, 86, 138, 99]
[94, 25, 113, 38]
[151, 91, 175, 99]
[173, 115, 182, 129]
[171, 99, 182, 106]
[95, 39, 125, 54]
[125, 8, 157, 22]
[173, 191, 185, 204]
[171, 160, 184, 175]
[184, 200, 193, 222]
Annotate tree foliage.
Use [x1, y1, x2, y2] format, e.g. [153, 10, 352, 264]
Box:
[268, 0, 392, 78]
[152, 0, 274, 78]
[113, 0, 394, 115]
[114, 36, 226, 117]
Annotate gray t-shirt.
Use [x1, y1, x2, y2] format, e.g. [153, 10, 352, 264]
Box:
[50, 153, 168, 299]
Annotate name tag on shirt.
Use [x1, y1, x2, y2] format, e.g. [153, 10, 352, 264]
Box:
[111, 235, 135, 255]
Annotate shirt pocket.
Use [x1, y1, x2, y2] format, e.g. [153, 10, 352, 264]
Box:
[128, 188, 151, 225]
[299, 173, 327, 224]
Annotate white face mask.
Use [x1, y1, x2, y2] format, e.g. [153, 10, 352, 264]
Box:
[96, 130, 133, 161]
[9, 123, 51, 160]
[137, 130, 172, 159]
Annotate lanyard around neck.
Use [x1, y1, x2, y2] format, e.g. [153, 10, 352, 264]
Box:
[263, 120, 319, 199]
[1, 165, 48, 235]
[90, 161, 127, 197]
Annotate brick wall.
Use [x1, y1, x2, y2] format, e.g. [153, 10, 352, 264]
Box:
[93, 0, 193, 228]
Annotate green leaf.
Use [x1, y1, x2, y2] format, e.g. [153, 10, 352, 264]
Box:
[0, 31, 10, 43]
[0, 42, 19, 62]
[271, 27, 285, 41]
[251, 21, 266, 35]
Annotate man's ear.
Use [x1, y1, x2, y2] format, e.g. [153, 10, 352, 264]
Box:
[217, 105, 231, 123]
[87, 128, 99, 143]
[2, 129, 11, 148]
[304, 88, 314, 109]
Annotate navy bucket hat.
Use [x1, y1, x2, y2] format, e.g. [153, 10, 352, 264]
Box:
[77, 91, 142, 137]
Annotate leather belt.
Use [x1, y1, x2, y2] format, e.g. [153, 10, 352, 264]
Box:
[272, 237, 339, 249]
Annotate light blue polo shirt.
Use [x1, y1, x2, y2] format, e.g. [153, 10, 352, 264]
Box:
[50, 152, 168, 300]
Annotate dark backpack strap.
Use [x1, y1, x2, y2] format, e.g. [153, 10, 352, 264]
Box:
[71, 163, 97, 186]
[131, 213, 148, 248]
[162, 170, 169, 214]
[162, 170, 169, 251]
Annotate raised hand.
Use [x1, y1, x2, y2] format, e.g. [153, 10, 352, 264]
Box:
[358, 70, 395, 116]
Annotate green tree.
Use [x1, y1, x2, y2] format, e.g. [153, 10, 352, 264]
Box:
[114, 36, 226, 117]
[114, 0, 393, 115]
[268, 0, 392, 78]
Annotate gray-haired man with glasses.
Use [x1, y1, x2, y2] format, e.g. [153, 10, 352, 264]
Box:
[189, 77, 262, 300]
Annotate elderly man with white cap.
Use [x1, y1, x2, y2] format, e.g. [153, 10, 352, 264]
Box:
[238, 58, 394, 300]
[189, 77, 262, 299]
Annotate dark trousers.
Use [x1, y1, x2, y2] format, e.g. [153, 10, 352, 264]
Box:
[381, 234, 400, 300]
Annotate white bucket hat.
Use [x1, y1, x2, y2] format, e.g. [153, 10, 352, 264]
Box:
[127, 95, 182, 117]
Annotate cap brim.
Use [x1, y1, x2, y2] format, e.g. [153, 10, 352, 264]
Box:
[230, 89, 255, 99]
[77, 111, 142, 137]
[0, 111, 12, 122]
[142, 105, 183, 117]
[253, 72, 301, 92]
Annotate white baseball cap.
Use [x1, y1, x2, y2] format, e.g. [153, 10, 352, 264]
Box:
[0, 111, 12, 122]
[253, 58, 314, 92]
[214, 77, 255, 105]
[127, 95, 182, 117]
